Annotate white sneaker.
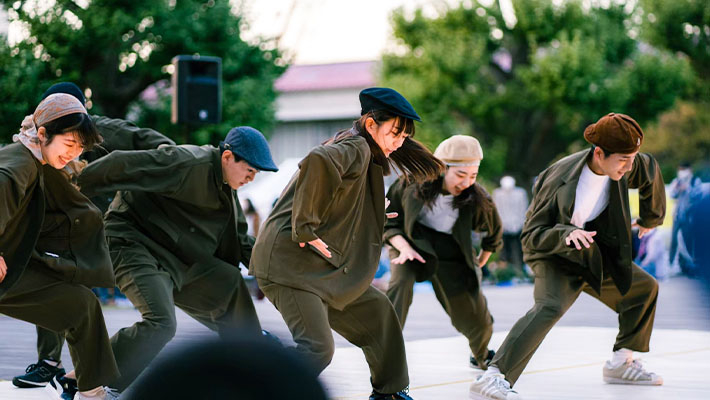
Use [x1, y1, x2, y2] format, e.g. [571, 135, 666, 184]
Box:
[603, 359, 663, 385]
[73, 387, 120, 400]
[44, 376, 69, 400]
[469, 373, 522, 400]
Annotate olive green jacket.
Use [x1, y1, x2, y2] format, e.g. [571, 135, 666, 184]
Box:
[521, 149, 666, 295]
[77, 145, 253, 289]
[85, 115, 176, 162]
[0, 143, 114, 300]
[83, 116, 176, 212]
[384, 177, 503, 283]
[250, 135, 386, 310]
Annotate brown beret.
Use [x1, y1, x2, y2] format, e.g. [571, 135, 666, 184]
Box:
[583, 113, 643, 154]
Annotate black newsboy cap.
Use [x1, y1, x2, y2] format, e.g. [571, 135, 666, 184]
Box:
[359, 87, 421, 122]
[42, 82, 86, 106]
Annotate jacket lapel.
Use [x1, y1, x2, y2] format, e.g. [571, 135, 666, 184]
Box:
[557, 149, 594, 224]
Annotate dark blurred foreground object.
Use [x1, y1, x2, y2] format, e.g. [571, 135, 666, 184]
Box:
[171, 55, 222, 125]
[122, 334, 328, 400]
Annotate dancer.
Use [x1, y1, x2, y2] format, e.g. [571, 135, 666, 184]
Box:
[385, 135, 502, 369]
[469, 113, 666, 400]
[13, 82, 176, 391]
[250, 87, 444, 400]
[76, 126, 277, 391]
[0, 94, 119, 400]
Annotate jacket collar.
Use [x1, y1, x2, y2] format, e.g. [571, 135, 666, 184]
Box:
[211, 146, 226, 189]
[561, 148, 594, 184]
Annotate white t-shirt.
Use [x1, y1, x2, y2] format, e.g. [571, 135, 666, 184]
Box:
[570, 163, 611, 228]
[417, 194, 459, 234]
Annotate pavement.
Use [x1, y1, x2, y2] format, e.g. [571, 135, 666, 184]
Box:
[1, 276, 708, 399]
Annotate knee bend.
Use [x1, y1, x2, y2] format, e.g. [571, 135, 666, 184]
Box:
[143, 316, 177, 343]
[307, 342, 335, 370]
[536, 302, 566, 321]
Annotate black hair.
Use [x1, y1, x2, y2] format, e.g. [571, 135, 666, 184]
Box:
[328, 110, 443, 183]
[41, 112, 102, 150]
[415, 174, 493, 211]
[592, 145, 614, 158]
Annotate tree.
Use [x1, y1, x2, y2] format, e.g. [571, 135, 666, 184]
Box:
[642, 101, 710, 180]
[0, 35, 54, 143]
[640, 0, 710, 97]
[381, 0, 694, 183]
[0, 0, 286, 144]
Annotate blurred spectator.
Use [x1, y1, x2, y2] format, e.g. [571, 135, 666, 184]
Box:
[635, 228, 671, 280]
[687, 186, 710, 286]
[492, 176, 529, 277]
[241, 198, 262, 237]
[669, 162, 702, 275]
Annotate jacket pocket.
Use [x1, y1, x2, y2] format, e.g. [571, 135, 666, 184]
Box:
[309, 243, 344, 269]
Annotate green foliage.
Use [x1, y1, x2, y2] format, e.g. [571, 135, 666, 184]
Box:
[636, 0, 710, 182]
[0, 0, 286, 145]
[0, 36, 54, 141]
[640, 0, 710, 96]
[381, 0, 694, 183]
[643, 101, 710, 180]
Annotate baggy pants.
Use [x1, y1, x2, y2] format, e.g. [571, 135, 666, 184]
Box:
[36, 326, 65, 362]
[0, 261, 119, 390]
[387, 227, 493, 366]
[108, 237, 261, 391]
[258, 279, 409, 394]
[491, 259, 658, 385]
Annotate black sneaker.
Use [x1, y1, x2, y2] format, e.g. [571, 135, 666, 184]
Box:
[12, 360, 65, 388]
[369, 387, 414, 399]
[469, 349, 496, 369]
[44, 374, 78, 400]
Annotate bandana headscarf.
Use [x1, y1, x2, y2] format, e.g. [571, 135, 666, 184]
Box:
[13, 93, 88, 162]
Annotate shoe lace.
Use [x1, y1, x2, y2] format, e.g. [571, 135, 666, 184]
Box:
[25, 363, 39, 373]
[628, 359, 650, 374]
[104, 387, 121, 400]
[488, 373, 515, 393]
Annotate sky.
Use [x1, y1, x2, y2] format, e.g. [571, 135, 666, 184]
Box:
[1, 0, 516, 65]
[238, 0, 515, 65]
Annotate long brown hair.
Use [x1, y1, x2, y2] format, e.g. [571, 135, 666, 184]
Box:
[328, 110, 443, 184]
[416, 174, 493, 211]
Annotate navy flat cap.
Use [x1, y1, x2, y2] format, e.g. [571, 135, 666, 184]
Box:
[42, 82, 86, 106]
[359, 87, 421, 122]
[220, 126, 278, 172]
